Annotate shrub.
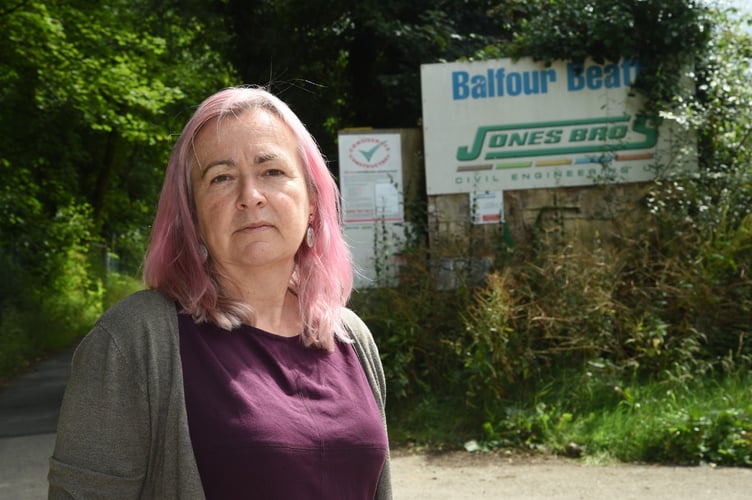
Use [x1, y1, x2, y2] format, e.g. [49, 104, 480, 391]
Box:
[0, 203, 106, 379]
[350, 251, 471, 407]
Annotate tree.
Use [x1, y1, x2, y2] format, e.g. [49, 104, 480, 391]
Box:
[0, 0, 237, 270]
[0, 0, 237, 372]
[220, 0, 523, 170]
[507, 0, 713, 111]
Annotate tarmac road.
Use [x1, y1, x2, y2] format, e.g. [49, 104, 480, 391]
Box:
[0, 347, 73, 500]
[1, 347, 751, 500]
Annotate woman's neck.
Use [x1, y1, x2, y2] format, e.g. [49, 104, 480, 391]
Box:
[251, 288, 302, 337]
[221, 267, 302, 337]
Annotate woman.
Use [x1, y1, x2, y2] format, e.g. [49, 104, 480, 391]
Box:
[48, 87, 392, 499]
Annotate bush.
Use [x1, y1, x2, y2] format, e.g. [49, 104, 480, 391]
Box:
[0, 203, 108, 380]
[103, 272, 145, 310]
[350, 253, 471, 408]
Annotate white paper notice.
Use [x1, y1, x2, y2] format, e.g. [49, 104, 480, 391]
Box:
[374, 182, 400, 218]
[471, 191, 504, 225]
[338, 133, 404, 224]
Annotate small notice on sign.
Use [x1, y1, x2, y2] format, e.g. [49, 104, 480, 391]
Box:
[471, 191, 504, 225]
[338, 132, 404, 224]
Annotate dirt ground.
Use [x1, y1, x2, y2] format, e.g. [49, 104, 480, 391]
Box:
[390, 447, 752, 499]
[1, 434, 751, 499]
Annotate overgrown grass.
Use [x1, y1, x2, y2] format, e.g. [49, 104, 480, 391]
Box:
[366, 225, 752, 464]
[477, 369, 752, 466]
[387, 394, 479, 450]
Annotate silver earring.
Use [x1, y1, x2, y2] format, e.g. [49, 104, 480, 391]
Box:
[199, 244, 208, 262]
[305, 226, 314, 248]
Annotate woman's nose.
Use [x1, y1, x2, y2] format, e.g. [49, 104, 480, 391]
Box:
[237, 177, 266, 209]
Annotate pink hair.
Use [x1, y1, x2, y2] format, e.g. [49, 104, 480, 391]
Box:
[143, 86, 354, 350]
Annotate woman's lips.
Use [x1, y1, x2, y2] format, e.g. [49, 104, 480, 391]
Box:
[237, 222, 273, 233]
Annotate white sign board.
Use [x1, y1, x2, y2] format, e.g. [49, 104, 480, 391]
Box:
[471, 191, 504, 225]
[338, 133, 404, 224]
[338, 131, 405, 288]
[421, 58, 693, 195]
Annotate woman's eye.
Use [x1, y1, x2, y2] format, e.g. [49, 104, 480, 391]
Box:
[264, 168, 285, 177]
[209, 174, 232, 184]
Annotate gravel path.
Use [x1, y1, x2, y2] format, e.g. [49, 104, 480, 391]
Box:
[391, 448, 752, 499]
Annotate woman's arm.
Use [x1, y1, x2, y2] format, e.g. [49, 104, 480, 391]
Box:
[48, 324, 151, 499]
[342, 308, 393, 500]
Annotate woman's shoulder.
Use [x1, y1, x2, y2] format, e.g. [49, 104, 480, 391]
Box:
[96, 289, 176, 330]
[340, 308, 380, 355]
[340, 308, 370, 339]
[82, 288, 180, 358]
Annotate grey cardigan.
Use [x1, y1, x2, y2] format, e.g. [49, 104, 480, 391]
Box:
[48, 289, 392, 499]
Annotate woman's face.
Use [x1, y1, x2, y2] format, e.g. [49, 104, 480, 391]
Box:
[191, 108, 312, 280]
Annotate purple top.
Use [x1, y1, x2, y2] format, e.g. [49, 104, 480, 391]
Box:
[178, 314, 388, 500]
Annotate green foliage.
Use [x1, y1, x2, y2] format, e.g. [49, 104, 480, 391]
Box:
[477, 402, 578, 453]
[459, 272, 527, 406]
[508, 0, 713, 112]
[0, 256, 35, 378]
[459, 237, 622, 410]
[0, 202, 104, 378]
[386, 394, 477, 449]
[0, 0, 236, 258]
[36, 204, 104, 335]
[643, 407, 752, 466]
[350, 254, 471, 407]
[456, 172, 751, 415]
[602, 374, 752, 466]
[103, 272, 145, 310]
[474, 371, 752, 466]
[0, 0, 236, 379]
